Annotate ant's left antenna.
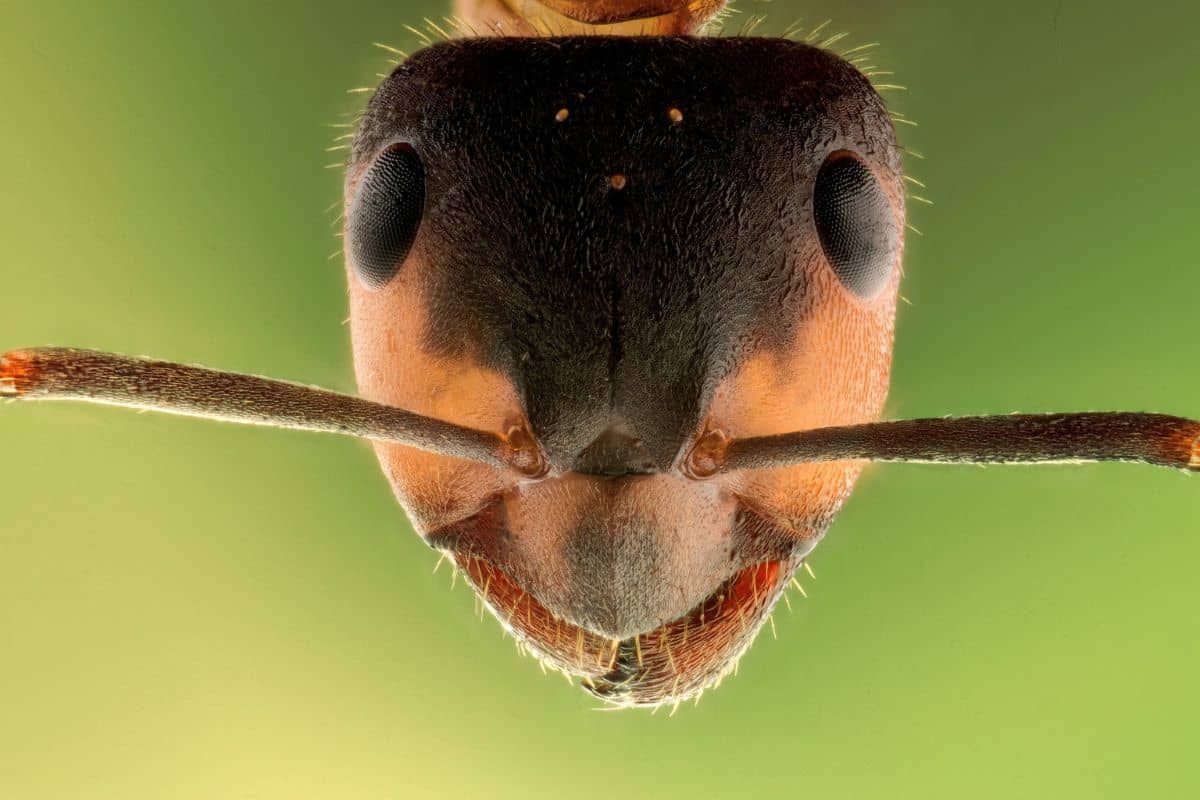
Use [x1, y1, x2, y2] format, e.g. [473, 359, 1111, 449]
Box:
[687, 413, 1200, 477]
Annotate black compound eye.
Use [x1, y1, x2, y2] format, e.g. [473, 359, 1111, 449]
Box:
[812, 153, 899, 298]
[348, 143, 425, 289]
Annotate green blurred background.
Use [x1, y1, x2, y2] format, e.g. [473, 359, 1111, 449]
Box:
[2, 1, 1197, 797]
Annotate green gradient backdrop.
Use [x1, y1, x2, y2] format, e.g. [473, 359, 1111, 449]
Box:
[2, 2, 1197, 797]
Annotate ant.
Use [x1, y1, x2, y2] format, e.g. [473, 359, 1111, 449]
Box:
[2, 0, 1196, 709]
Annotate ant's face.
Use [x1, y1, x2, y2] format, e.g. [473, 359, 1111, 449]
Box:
[343, 36, 904, 705]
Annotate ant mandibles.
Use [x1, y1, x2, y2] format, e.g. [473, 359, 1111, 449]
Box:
[3, 0, 1196, 708]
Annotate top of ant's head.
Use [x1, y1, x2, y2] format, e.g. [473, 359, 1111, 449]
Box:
[343, 35, 904, 706]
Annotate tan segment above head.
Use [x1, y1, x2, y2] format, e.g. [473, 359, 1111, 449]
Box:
[347, 255, 527, 534]
[455, 0, 725, 36]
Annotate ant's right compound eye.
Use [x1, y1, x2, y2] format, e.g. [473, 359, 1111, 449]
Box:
[347, 142, 425, 289]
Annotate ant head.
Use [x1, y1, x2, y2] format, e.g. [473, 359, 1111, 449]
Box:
[343, 36, 904, 706]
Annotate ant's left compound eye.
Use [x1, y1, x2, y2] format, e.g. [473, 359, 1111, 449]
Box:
[812, 152, 899, 299]
[348, 142, 425, 289]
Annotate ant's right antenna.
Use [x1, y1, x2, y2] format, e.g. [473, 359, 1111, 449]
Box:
[1, 348, 547, 478]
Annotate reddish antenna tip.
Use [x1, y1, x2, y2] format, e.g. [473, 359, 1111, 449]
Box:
[0, 350, 36, 396]
[1169, 418, 1200, 472]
